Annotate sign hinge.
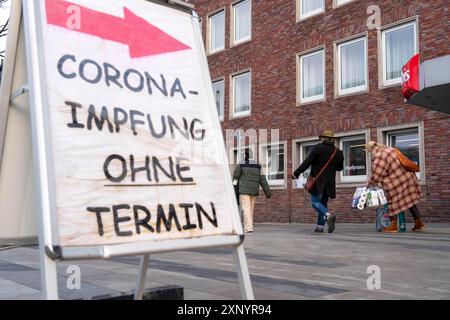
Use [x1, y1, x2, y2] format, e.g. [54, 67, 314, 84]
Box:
[10, 84, 30, 103]
[45, 245, 63, 261]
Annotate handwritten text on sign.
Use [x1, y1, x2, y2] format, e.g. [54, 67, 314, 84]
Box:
[40, 0, 237, 246]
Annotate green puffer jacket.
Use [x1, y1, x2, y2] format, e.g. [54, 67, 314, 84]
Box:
[233, 162, 272, 198]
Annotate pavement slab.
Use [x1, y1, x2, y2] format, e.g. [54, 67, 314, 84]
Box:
[0, 223, 449, 300]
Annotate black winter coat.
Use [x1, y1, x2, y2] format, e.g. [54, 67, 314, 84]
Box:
[293, 141, 344, 198]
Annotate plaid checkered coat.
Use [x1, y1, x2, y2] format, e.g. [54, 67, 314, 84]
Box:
[369, 147, 421, 216]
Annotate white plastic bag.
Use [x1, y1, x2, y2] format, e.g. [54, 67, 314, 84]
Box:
[295, 177, 306, 189]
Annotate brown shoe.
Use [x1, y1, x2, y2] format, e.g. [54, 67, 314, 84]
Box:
[412, 218, 426, 232]
[382, 219, 398, 233]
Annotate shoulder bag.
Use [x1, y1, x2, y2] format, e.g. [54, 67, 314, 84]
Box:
[393, 148, 420, 172]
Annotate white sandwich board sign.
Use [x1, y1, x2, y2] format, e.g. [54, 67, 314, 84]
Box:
[0, 0, 253, 300]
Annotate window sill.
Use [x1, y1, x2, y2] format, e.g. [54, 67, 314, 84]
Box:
[340, 179, 368, 184]
[231, 112, 252, 120]
[379, 82, 402, 90]
[335, 179, 426, 189]
[268, 183, 287, 190]
[333, 0, 355, 9]
[297, 97, 326, 107]
[297, 10, 325, 23]
[335, 88, 369, 99]
[231, 38, 252, 49]
[207, 48, 225, 57]
[336, 182, 367, 189]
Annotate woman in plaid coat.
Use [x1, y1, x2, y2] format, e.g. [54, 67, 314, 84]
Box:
[365, 141, 425, 233]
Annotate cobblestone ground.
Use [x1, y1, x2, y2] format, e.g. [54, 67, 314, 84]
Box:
[1, 223, 449, 300]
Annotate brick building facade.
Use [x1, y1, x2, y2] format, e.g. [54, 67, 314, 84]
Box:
[188, 0, 450, 223]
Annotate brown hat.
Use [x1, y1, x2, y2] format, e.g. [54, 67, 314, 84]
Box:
[319, 130, 335, 139]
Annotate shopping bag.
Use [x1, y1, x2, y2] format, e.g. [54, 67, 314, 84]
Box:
[398, 212, 406, 232]
[295, 176, 306, 189]
[353, 187, 387, 210]
[352, 187, 367, 209]
[376, 204, 391, 231]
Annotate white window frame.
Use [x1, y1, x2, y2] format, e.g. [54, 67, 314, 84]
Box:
[387, 128, 423, 181]
[339, 135, 368, 183]
[299, 49, 325, 104]
[261, 143, 287, 188]
[231, 71, 251, 117]
[232, 0, 252, 46]
[298, 0, 324, 21]
[378, 122, 425, 183]
[337, 36, 368, 96]
[212, 78, 225, 121]
[292, 139, 319, 188]
[208, 10, 225, 54]
[381, 21, 418, 86]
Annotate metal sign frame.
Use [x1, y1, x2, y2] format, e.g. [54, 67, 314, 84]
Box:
[0, 0, 22, 172]
[0, 1, 38, 246]
[19, 0, 254, 300]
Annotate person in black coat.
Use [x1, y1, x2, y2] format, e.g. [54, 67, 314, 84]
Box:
[293, 130, 344, 233]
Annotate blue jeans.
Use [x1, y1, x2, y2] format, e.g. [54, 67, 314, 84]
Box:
[311, 192, 329, 227]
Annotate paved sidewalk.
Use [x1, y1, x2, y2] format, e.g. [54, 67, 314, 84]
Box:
[1, 223, 450, 300]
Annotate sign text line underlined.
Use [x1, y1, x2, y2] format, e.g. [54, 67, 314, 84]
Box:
[104, 183, 197, 187]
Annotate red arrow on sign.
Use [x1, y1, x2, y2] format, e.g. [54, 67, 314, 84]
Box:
[45, 0, 191, 58]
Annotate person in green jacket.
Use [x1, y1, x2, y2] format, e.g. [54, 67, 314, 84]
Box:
[233, 150, 272, 233]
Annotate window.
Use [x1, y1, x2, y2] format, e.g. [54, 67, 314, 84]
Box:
[340, 135, 367, 182]
[297, 140, 319, 179]
[232, 146, 254, 165]
[299, 0, 324, 20]
[382, 21, 417, 86]
[387, 128, 422, 179]
[299, 49, 325, 103]
[212, 79, 224, 121]
[232, 71, 251, 116]
[231, 130, 245, 165]
[209, 10, 225, 53]
[263, 144, 286, 186]
[337, 37, 367, 95]
[232, 0, 251, 45]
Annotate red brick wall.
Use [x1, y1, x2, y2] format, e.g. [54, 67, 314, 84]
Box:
[189, 0, 450, 224]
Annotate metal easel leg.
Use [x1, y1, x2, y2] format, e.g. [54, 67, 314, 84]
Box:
[133, 254, 150, 300]
[233, 244, 254, 300]
[38, 244, 59, 299]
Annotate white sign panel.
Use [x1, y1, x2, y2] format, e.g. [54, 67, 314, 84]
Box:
[37, 0, 239, 247]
